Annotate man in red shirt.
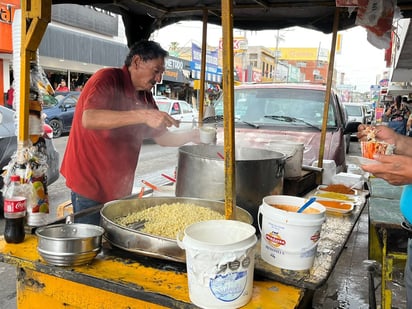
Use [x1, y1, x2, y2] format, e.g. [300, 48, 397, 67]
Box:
[55, 79, 69, 92]
[61, 40, 200, 225]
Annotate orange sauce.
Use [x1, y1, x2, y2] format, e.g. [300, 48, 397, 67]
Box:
[317, 200, 352, 210]
[322, 184, 355, 195]
[269, 204, 320, 214]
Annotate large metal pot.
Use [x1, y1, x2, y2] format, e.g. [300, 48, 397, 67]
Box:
[175, 145, 286, 227]
[36, 223, 104, 266]
[265, 140, 304, 178]
[100, 197, 253, 262]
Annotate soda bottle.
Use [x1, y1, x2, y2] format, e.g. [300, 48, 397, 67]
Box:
[3, 175, 26, 243]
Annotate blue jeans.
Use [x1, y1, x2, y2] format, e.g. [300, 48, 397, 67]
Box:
[388, 120, 407, 135]
[71, 191, 102, 225]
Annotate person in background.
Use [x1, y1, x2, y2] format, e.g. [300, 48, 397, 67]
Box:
[406, 112, 412, 137]
[386, 95, 410, 135]
[55, 79, 69, 92]
[403, 96, 412, 114]
[60, 40, 200, 225]
[358, 123, 412, 307]
[6, 83, 14, 109]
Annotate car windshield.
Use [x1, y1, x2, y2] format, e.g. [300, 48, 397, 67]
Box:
[345, 105, 362, 116]
[42, 94, 59, 108]
[213, 88, 337, 128]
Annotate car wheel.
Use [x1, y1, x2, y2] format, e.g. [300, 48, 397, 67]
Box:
[49, 119, 63, 138]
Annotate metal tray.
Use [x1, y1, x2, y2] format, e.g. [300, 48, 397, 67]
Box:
[312, 196, 355, 215]
[100, 197, 253, 263]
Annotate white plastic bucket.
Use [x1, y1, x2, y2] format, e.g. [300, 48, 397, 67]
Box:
[178, 220, 257, 308]
[258, 195, 326, 270]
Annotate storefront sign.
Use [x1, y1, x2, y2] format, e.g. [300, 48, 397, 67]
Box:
[162, 56, 191, 83]
[191, 43, 222, 83]
[379, 79, 389, 87]
[0, 1, 19, 53]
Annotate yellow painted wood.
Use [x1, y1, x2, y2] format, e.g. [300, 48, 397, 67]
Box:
[221, 0, 236, 220]
[19, 0, 51, 144]
[316, 7, 339, 185]
[1, 236, 305, 308]
[16, 269, 304, 309]
[368, 219, 382, 261]
[17, 268, 168, 309]
[197, 8, 208, 125]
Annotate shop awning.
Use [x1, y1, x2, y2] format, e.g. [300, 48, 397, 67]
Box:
[49, 1, 412, 46]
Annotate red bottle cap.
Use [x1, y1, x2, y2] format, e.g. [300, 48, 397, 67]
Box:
[10, 175, 21, 182]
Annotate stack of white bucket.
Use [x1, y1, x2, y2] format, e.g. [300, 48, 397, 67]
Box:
[259, 195, 326, 270]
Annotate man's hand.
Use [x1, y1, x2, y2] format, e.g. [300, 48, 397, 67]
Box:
[361, 154, 412, 186]
[144, 110, 180, 129]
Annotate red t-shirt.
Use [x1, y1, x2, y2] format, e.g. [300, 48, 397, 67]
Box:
[60, 66, 164, 203]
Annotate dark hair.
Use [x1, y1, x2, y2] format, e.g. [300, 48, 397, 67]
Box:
[124, 40, 168, 66]
[395, 95, 402, 108]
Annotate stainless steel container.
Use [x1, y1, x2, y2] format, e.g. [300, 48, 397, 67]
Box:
[100, 197, 253, 263]
[175, 145, 286, 226]
[36, 223, 104, 266]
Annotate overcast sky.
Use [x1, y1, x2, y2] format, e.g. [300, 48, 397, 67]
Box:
[152, 22, 388, 92]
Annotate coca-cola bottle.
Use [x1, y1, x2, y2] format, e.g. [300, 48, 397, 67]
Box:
[3, 175, 26, 243]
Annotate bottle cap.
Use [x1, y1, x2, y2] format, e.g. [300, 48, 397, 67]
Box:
[10, 175, 21, 182]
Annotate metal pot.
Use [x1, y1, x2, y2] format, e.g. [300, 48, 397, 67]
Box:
[265, 140, 304, 178]
[36, 222, 104, 266]
[175, 145, 286, 227]
[100, 197, 253, 263]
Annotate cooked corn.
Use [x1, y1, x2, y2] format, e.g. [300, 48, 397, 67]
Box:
[114, 202, 224, 239]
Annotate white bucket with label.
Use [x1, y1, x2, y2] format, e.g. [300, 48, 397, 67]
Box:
[258, 195, 326, 270]
[177, 220, 257, 308]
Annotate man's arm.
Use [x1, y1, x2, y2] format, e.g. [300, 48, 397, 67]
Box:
[82, 109, 179, 130]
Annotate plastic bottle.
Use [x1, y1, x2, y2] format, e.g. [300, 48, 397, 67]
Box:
[3, 175, 26, 243]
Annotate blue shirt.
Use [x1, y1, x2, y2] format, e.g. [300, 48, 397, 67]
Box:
[401, 184, 412, 224]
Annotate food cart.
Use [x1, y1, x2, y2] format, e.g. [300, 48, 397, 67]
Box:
[0, 189, 368, 308]
[1, 0, 407, 308]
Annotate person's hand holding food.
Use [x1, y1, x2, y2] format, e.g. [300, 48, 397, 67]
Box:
[361, 154, 412, 186]
[356, 124, 412, 185]
[357, 124, 397, 145]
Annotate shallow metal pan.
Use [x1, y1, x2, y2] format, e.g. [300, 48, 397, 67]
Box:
[100, 197, 253, 263]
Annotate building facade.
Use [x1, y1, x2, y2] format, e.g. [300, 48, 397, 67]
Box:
[1, 3, 129, 106]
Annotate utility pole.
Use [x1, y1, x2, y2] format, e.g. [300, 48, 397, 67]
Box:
[274, 30, 280, 82]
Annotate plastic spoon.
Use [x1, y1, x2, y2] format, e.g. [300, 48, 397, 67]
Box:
[297, 197, 316, 213]
[141, 180, 159, 191]
[161, 173, 176, 183]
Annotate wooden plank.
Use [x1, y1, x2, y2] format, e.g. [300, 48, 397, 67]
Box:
[369, 197, 404, 227]
[0, 235, 305, 308]
[369, 178, 404, 200]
